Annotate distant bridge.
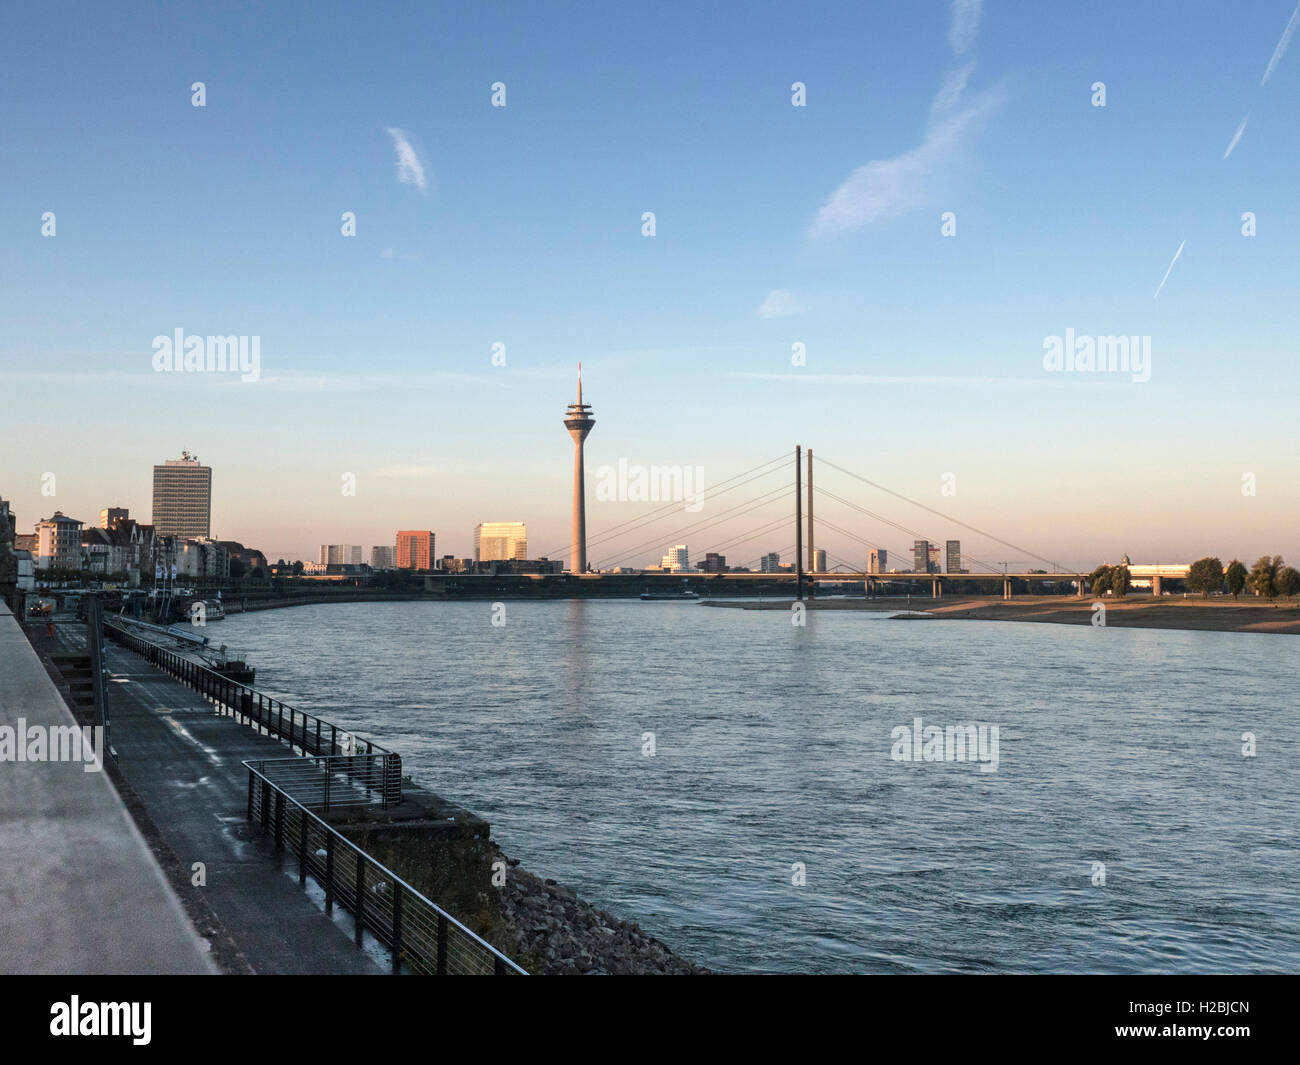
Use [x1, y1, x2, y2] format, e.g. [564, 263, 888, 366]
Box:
[544, 569, 1090, 599]
[535, 446, 1112, 599]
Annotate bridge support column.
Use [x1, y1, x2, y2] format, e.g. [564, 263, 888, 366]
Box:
[1077, 578, 1085, 598]
[1152, 575, 1162, 597]
[1003, 578, 1012, 600]
[932, 578, 940, 599]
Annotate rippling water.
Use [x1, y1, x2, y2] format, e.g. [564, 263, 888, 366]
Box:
[220, 600, 1298, 973]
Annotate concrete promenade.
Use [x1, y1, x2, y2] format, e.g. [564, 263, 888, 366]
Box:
[0, 604, 214, 974]
[50, 621, 383, 974]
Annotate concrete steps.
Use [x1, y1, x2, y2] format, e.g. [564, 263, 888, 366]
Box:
[47, 652, 95, 710]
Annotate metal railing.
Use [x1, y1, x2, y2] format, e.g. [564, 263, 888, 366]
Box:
[107, 619, 400, 805]
[246, 755, 399, 812]
[244, 761, 526, 975]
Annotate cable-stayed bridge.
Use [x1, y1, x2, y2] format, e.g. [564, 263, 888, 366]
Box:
[534, 448, 1093, 600]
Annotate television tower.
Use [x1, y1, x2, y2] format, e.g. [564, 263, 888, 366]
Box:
[564, 364, 595, 573]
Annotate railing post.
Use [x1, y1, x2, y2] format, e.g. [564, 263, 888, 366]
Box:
[324, 765, 331, 811]
[260, 779, 270, 830]
[315, 718, 322, 755]
[437, 914, 448, 975]
[391, 884, 403, 974]
[274, 790, 285, 851]
[246, 771, 254, 821]
[298, 809, 308, 886]
[355, 859, 366, 946]
[325, 835, 335, 913]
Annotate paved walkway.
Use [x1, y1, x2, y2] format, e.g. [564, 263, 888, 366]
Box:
[52, 621, 383, 974]
[0, 605, 213, 974]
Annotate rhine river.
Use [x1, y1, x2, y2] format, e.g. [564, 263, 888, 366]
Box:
[221, 600, 1298, 973]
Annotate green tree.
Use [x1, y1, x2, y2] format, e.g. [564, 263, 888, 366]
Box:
[1088, 564, 1112, 596]
[1246, 555, 1282, 599]
[291, 560, 304, 577]
[1277, 566, 1300, 599]
[1111, 565, 1131, 598]
[1225, 559, 1247, 599]
[1186, 556, 1224, 598]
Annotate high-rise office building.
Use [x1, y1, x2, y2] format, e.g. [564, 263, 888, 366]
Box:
[474, 522, 528, 562]
[868, 549, 887, 574]
[100, 507, 129, 530]
[929, 545, 941, 573]
[946, 540, 963, 574]
[811, 548, 827, 573]
[396, 530, 435, 570]
[761, 551, 781, 574]
[370, 545, 395, 570]
[660, 545, 690, 572]
[319, 544, 363, 565]
[913, 540, 931, 573]
[152, 451, 212, 539]
[699, 552, 727, 573]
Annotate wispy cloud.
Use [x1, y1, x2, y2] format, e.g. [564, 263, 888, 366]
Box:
[1153, 240, 1186, 299]
[731, 371, 1107, 388]
[949, 0, 983, 56]
[809, 82, 1005, 238]
[1223, 114, 1249, 158]
[755, 289, 804, 318]
[809, 3, 1000, 239]
[1262, 1, 1300, 84]
[932, 61, 976, 115]
[386, 127, 430, 194]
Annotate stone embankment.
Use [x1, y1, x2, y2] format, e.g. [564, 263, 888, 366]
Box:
[332, 785, 708, 975]
[494, 856, 709, 975]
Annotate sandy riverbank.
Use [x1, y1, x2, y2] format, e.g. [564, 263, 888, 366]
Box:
[706, 595, 1300, 635]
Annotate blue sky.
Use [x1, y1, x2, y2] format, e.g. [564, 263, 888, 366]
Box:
[2, 1, 1298, 569]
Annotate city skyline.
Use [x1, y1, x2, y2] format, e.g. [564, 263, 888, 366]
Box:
[3, 2, 1299, 568]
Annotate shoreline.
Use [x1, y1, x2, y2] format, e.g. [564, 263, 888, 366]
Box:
[705, 595, 1300, 634]
[220, 591, 1300, 635]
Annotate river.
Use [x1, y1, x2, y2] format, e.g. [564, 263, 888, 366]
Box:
[219, 600, 1298, 973]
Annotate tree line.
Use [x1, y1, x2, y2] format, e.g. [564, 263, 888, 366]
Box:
[1088, 556, 1297, 599]
[1185, 556, 1299, 599]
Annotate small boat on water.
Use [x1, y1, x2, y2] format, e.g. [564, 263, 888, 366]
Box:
[640, 581, 701, 601]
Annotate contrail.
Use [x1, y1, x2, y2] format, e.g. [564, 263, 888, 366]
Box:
[1154, 240, 1186, 299]
[1223, 114, 1249, 158]
[1262, 1, 1300, 84]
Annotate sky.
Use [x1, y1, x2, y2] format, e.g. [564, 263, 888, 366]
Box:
[2, 0, 1298, 571]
